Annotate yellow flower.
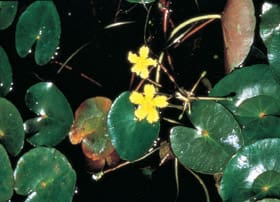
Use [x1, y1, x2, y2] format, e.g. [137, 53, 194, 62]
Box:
[128, 45, 157, 79]
[129, 84, 168, 123]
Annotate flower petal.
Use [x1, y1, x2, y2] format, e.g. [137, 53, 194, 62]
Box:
[146, 108, 159, 123]
[135, 106, 147, 121]
[131, 64, 142, 75]
[139, 46, 149, 59]
[144, 84, 155, 99]
[153, 96, 168, 108]
[146, 58, 157, 67]
[129, 92, 144, 105]
[128, 52, 139, 64]
[139, 68, 149, 79]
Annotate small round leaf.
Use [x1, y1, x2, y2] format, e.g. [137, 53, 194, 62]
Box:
[107, 92, 160, 161]
[170, 101, 243, 174]
[0, 98, 24, 156]
[15, 1, 61, 65]
[14, 147, 76, 202]
[0, 1, 18, 30]
[0, 144, 13, 201]
[236, 95, 280, 125]
[210, 64, 280, 113]
[24, 82, 73, 146]
[220, 138, 280, 202]
[242, 116, 280, 145]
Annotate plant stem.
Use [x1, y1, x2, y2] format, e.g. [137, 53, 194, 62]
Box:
[169, 14, 222, 40]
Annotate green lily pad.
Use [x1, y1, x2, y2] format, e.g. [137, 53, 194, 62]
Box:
[15, 1, 61, 65]
[266, 32, 280, 81]
[260, 3, 280, 82]
[242, 116, 280, 145]
[221, 0, 256, 72]
[220, 138, 280, 202]
[0, 144, 13, 202]
[69, 97, 112, 144]
[0, 1, 18, 30]
[14, 147, 76, 202]
[107, 91, 160, 161]
[24, 82, 73, 146]
[170, 101, 243, 174]
[258, 199, 280, 202]
[126, 0, 155, 4]
[0, 98, 24, 156]
[209, 64, 280, 113]
[260, 2, 280, 45]
[235, 95, 280, 125]
[0, 46, 13, 97]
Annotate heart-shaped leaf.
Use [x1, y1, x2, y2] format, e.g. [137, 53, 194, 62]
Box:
[210, 64, 280, 113]
[242, 116, 280, 145]
[260, 3, 280, 82]
[220, 138, 280, 202]
[0, 1, 18, 30]
[0, 144, 13, 202]
[14, 147, 76, 201]
[260, 2, 280, 45]
[221, 0, 256, 72]
[235, 95, 280, 125]
[0, 98, 24, 156]
[0, 46, 13, 97]
[170, 101, 243, 174]
[24, 82, 73, 146]
[258, 199, 280, 202]
[69, 97, 112, 144]
[15, 1, 61, 65]
[107, 92, 160, 161]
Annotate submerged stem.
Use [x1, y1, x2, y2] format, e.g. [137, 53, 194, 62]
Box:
[169, 14, 222, 40]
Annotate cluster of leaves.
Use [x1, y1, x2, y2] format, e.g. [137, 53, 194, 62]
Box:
[1, 0, 280, 202]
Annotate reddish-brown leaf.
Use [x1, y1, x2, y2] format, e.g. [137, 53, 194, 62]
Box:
[221, 0, 256, 73]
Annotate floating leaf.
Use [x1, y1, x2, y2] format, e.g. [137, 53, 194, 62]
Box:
[82, 124, 120, 170]
[221, 0, 256, 72]
[220, 138, 280, 202]
[260, 3, 280, 81]
[0, 144, 13, 201]
[0, 98, 24, 156]
[126, 0, 155, 4]
[24, 82, 73, 146]
[210, 64, 280, 113]
[242, 116, 280, 145]
[0, 1, 18, 30]
[107, 92, 160, 161]
[0, 46, 13, 97]
[15, 1, 61, 65]
[258, 199, 280, 202]
[266, 32, 280, 82]
[235, 95, 280, 125]
[260, 2, 280, 47]
[14, 147, 76, 201]
[170, 101, 243, 174]
[69, 97, 112, 144]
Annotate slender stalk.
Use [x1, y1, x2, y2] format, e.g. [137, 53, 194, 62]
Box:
[185, 167, 210, 202]
[169, 14, 222, 40]
[57, 41, 91, 73]
[92, 146, 161, 180]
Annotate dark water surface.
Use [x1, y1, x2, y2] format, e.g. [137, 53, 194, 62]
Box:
[1, 0, 227, 201]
